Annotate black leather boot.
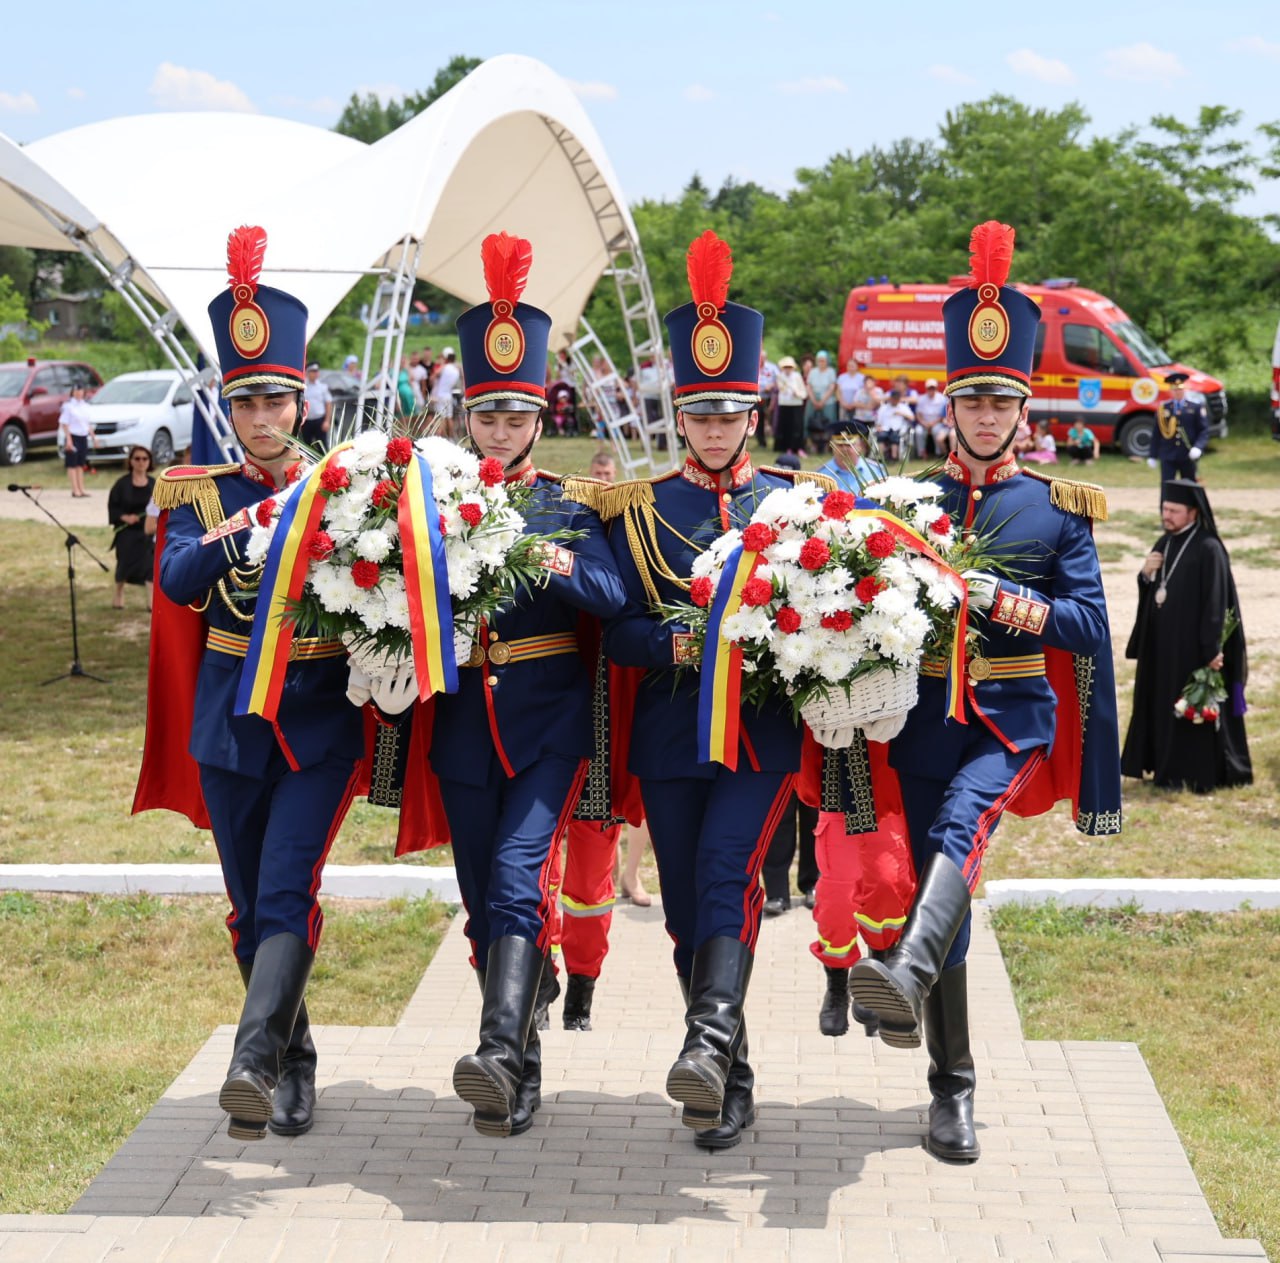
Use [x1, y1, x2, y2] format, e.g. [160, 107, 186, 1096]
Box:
[533, 953, 560, 1031]
[237, 958, 319, 1136]
[512, 1007, 542, 1136]
[694, 1018, 755, 1151]
[453, 936, 543, 1137]
[562, 974, 596, 1031]
[852, 948, 884, 1037]
[924, 963, 980, 1162]
[666, 937, 752, 1131]
[848, 856, 970, 1049]
[819, 966, 850, 1036]
[219, 933, 314, 1140]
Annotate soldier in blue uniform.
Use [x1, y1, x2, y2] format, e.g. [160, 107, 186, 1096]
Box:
[146, 226, 366, 1141]
[377, 233, 626, 1138]
[850, 221, 1122, 1163]
[592, 231, 835, 1151]
[1149, 371, 1209, 496]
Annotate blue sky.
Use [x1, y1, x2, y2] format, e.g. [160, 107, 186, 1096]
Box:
[5, 1, 1279, 219]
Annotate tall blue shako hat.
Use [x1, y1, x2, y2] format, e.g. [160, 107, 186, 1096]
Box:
[456, 232, 552, 412]
[207, 226, 308, 399]
[943, 221, 1040, 398]
[664, 230, 763, 415]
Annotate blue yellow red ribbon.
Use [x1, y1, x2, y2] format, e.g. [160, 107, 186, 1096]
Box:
[399, 449, 458, 700]
[696, 545, 761, 769]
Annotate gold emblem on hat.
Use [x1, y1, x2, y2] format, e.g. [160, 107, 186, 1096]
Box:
[967, 283, 1009, 361]
[485, 298, 525, 373]
[229, 283, 269, 359]
[691, 301, 732, 376]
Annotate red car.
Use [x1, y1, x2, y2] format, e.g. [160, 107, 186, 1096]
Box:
[0, 358, 103, 466]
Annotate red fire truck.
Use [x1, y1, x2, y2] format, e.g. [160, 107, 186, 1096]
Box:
[839, 278, 1227, 458]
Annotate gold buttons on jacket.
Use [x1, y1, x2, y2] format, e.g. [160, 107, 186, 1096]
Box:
[972, 489, 983, 501]
[486, 675, 498, 687]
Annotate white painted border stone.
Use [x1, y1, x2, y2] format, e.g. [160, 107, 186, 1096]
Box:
[985, 877, 1280, 912]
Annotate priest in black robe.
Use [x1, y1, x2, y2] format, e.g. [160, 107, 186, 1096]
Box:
[1121, 480, 1251, 793]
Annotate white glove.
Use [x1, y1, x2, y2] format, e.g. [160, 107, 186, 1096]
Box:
[345, 663, 373, 708]
[1147, 458, 1158, 469]
[1189, 446, 1202, 461]
[962, 569, 1000, 612]
[860, 711, 908, 743]
[812, 726, 856, 749]
[370, 665, 418, 715]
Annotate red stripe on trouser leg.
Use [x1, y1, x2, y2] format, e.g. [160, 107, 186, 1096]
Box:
[535, 759, 589, 955]
[560, 820, 621, 978]
[305, 760, 361, 951]
[740, 775, 797, 951]
[961, 747, 1046, 892]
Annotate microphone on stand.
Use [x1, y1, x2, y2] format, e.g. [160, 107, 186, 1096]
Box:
[7, 483, 43, 492]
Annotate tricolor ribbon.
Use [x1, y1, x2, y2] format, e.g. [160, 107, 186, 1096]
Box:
[236, 444, 351, 767]
[696, 544, 760, 769]
[398, 448, 458, 700]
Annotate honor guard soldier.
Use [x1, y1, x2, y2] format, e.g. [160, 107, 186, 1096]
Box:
[591, 231, 835, 1150]
[1149, 371, 1209, 496]
[136, 226, 366, 1141]
[379, 233, 626, 1138]
[850, 222, 1122, 1162]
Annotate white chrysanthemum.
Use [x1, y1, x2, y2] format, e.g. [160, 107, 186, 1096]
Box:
[382, 575, 411, 630]
[417, 434, 478, 476]
[311, 564, 360, 615]
[722, 607, 774, 645]
[690, 550, 720, 580]
[815, 646, 852, 683]
[245, 527, 272, 567]
[355, 530, 392, 562]
[350, 429, 389, 471]
[872, 586, 913, 619]
[864, 476, 942, 507]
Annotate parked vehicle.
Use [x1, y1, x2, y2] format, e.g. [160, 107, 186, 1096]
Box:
[839, 278, 1227, 458]
[86, 369, 194, 467]
[0, 358, 102, 465]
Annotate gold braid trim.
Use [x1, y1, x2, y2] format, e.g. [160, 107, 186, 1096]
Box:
[154, 464, 239, 530]
[559, 475, 607, 511]
[583, 477, 659, 523]
[1022, 468, 1108, 521]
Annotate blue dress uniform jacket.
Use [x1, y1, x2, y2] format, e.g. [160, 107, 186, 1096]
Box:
[1149, 397, 1209, 465]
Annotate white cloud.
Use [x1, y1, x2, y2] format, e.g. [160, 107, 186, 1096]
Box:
[1101, 42, 1188, 82]
[1005, 49, 1076, 85]
[66, 87, 87, 101]
[684, 84, 714, 102]
[0, 90, 38, 114]
[149, 62, 255, 112]
[776, 76, 848, 95]
[927, 64, 977, 86]
[1224, 35, 1280, 61]
[568, 80, 618, 101]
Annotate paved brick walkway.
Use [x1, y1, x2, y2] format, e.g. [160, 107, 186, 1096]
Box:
[0, 902, 1265, 1261]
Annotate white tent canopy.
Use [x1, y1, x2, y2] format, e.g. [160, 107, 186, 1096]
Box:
[0, 54, 641, 364]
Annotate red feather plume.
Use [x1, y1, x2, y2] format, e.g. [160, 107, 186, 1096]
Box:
[686, 230, 733, 309]
[481, 232, 533, 305]
[226, 225, 268, 291]
[967, 221, 1015, 289]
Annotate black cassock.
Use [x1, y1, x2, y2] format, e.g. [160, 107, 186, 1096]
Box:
[1121, 526, 1251, 793]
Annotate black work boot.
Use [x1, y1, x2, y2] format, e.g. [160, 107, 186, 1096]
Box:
[666, 937, 752, 1131]
[848, 856, 970, 1049]
[694, 1018, 756, 1151]
[533, 953, 560, 1031]
[219, 933, 314, 1140]
[562, 974, 596, 1031]
[924, 963, 980, 1162]
[453, 936, 543, 1137]
[235, 958, 317, 1136]
[819, 965, 850, 1037]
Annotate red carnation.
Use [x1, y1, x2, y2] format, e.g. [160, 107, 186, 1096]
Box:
[255, 498, 276, 527]
[799, 537, 831, 571]
[459, 502, 484, 528]
[1201, 706, 1219, 722]
[742, 522, 777, 553]
[319, 463, 351, 493]
[307, 530, 335, 561]
[775, 606, 802, 634]
[479, 457, 505, 487]
[740, 576, 774, 608]
[386, 437, 414, 466]
[438, 513, 448, 536]
[1184, 705, 1199, 721]
[866, 530, 896, 558]
[351, 560, 381, 590]
[371, 478, 398, 510]
[856, 575, 886, 603]
[285, 463, 302, 484]
[821, 610, 854, 632]
[822, 490, 856, 520]
[689, 575, 714, 607]
[929, 514, 952, 537]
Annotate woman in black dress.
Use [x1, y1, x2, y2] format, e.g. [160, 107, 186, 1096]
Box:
[108, 445, 155, 610]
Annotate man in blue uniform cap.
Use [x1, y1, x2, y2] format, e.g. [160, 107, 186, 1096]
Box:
[140, 226, 367, 1141]
[1148, 371, 1209, 497]
[850, 221, 1122, 1163]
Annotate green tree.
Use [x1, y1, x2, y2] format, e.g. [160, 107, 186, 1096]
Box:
[334, 56, 481, 143]
[0, 275, 44, 360]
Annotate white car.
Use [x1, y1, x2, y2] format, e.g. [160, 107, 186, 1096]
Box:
[87, 369, 194, 467]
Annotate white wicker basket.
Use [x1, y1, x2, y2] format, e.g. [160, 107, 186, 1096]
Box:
[799, 668, 919, 733]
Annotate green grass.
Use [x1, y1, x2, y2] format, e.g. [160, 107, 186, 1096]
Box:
[0, 891, 452, 1213]
[994, 903, 1280, 1260]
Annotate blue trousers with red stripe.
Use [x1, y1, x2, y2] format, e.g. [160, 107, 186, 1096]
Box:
[641, 771, 794, 979]
[898, 733, 1045, 970]
[198, 753, 361, 963]
[438, 754, 586, 972]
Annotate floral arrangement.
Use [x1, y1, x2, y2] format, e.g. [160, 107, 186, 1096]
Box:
[669, 476, 977, 735]
[245, 431, 573, 676]
[1173, 608, 1239, 726]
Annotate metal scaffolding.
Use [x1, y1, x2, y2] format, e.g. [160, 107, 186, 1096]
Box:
[352, 234, 424, 433]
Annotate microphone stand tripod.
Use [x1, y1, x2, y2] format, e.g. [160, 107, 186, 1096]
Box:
[9, 486, 111, 685]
